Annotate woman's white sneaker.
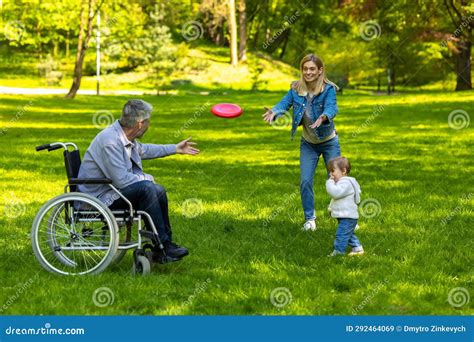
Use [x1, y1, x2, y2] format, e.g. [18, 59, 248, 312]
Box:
[302, 220, 316, 231]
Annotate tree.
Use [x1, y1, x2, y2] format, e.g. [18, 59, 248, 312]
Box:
[443, 0, 472, 90]
[238, 0, 247, 62]
[228, 0, 238, 66]
[136, 4, 178, 94]
[199, 0, 228, 45]
[66, 0, 104, 99]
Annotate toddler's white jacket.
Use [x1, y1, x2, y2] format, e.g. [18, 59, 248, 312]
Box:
[326, 176, 361, 219]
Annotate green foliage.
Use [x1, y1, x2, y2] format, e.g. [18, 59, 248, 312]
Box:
[36, 54, 63, 85]
[138, 5, 178, 89]
[1, 0, 80, 53]
[248, 55, 268, 91]
[0, 0, 471, 89]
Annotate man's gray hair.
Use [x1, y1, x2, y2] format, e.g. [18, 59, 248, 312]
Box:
[120, 99, 153, 127]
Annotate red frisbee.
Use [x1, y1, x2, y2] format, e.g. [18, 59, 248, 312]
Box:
[211, 103, 243, 119]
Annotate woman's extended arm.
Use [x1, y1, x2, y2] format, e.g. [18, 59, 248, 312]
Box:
[262, 88, 294, 124]
[310, 85, 338, 128]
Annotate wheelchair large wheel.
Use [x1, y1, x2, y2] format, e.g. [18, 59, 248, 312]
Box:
[46, 204, 76, 267]
[111, 223, 132, 264]
[32, 192, 119, 275]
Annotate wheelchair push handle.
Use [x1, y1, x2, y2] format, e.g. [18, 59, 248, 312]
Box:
[36, 142, 77, 152]
[35, 143, 51, 151]
[36, 143, 62, 152]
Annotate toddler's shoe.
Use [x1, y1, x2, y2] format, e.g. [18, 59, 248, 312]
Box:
[328, 250, 344, 257]
[302, 219, 316, 231]
[348, 246, 364, 256]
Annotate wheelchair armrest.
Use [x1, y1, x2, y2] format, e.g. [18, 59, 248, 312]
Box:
[69, 178, 113, 185]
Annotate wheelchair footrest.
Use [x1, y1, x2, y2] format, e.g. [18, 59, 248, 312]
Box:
[142, 247, 181, 265]
[154, 255, 181, 264]
[139, 230, 162, 247]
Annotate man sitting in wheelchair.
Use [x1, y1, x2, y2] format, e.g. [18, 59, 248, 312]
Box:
[78, 99, 199, 262]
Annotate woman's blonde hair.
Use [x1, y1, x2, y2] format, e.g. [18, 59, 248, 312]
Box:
[293, 54, 338, 95]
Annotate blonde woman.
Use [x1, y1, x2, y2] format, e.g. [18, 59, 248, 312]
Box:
[263, 54, 341, 231]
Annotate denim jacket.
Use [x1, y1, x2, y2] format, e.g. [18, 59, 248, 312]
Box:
[272, 82, 338, 140]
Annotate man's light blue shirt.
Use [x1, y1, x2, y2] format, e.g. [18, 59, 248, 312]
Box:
[78, 120, 176, 206]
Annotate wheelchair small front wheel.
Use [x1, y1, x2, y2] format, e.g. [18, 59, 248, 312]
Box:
[31, 192, 119, 275]
[132, 255, 151, 276]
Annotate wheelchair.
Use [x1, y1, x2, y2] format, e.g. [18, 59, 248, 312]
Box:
[31, 141, 174, 276]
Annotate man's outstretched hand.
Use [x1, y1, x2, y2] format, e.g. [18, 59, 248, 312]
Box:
[176, 137, 200, 155]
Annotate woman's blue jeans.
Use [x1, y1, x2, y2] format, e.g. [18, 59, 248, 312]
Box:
[300, 135, 341, 221]
[109, 180, 172, 243]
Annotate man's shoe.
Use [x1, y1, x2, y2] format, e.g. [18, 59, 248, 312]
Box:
[151, 245, 181, 263]
[165, 241, 189, 258]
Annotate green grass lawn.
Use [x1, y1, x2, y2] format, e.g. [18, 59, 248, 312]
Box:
[0, 89, 472, 315]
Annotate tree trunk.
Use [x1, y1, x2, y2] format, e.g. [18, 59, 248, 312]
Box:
[252, 18, 260, 49]
[279, 28, 291, 59]
[455, 39, 472, 91]
[238, 0, 247, 62]
[66, 30, 70, 59]
[387, 67, 391, 95]
[391, 66, 395, 93]
[443, 0, 472, 91]
[263, 1, 269, 47]
[66, 0, 88, 99]
[66, 0, 103, 99]
[228, 0, 238, 66]
[218, 19, 225, 46]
